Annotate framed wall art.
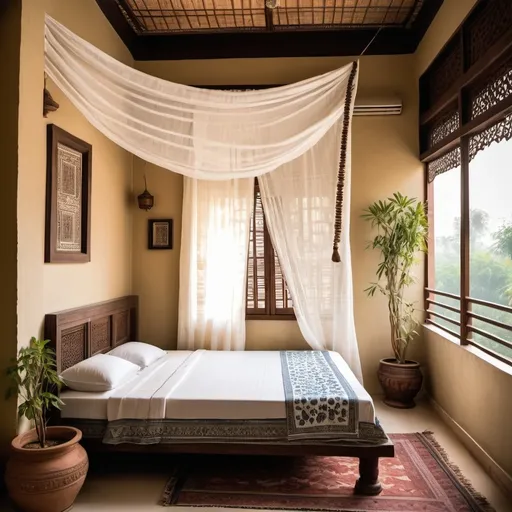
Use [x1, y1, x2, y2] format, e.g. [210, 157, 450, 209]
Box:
[45, 124, 92, 263]
[148, 219, 173, 250]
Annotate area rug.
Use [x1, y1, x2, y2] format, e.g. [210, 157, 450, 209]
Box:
[161, 432, 495, 511]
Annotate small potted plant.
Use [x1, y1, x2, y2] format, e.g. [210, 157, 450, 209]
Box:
[363, 193, 428, 408]
[5, 337, 88, 512]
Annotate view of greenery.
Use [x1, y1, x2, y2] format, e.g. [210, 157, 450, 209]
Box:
[431, 137, 512, 362]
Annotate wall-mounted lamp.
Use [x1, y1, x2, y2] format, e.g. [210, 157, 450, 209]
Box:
[43, 75, 59, 117]
[137, 175, 154, 211]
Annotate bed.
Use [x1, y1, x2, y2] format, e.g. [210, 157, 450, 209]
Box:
[45, 296, 394, 496]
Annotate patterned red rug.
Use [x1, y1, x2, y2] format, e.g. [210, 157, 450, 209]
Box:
[161, 432, 495, 511]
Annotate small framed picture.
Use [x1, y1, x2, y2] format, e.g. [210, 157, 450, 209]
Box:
[45, 124, 92, 263]
[148, 219, 173, 250]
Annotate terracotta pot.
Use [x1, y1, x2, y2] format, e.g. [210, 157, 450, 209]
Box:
[377, 358, 423, 409]
[5, 426, 88, 512]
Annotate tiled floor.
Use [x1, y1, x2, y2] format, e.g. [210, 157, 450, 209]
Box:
[3, 399, 511, 511]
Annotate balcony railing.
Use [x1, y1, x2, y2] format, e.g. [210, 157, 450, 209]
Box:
[425, 288, 512, 366]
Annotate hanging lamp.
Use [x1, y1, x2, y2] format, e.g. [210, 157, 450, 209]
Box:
[137, 174, 154, 211]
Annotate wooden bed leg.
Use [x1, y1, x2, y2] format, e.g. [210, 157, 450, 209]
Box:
[354, 457, 382, 496]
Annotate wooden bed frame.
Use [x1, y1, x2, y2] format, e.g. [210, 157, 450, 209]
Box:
[45, 296, 394, 496]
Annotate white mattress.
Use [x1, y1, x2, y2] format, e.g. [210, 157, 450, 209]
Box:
[61, 350, 375, 425]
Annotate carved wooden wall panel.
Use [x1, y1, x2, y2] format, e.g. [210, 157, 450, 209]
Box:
[421, 39, 463, 113]
[470, 54, 512, 119]
[466, 0, 512, 67]
[469, 113, 512, 161]
[45, 296, 137, 375]
[114, 311, 130, 346]
[90, 317, 112, 355]
[61, 325, 87, 371]
[427, 105, 460, 149]
[427, 147, 461, 183]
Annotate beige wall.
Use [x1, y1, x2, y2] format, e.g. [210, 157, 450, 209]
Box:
[17, 0, 134, 349]
[425, 328, 512, 477]
[417, 0, 512, 480]
[133, 55, 424, 393]
[0, 0, 22, 460]
[7, 0, 134, 450]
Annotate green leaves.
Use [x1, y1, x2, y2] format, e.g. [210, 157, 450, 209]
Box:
[362, 193, 428, 363]
[6, 337, 63, 448]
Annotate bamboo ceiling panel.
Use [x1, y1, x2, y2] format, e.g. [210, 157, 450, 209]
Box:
[119, 0, 424, 33]
[274, 0, 422, 28]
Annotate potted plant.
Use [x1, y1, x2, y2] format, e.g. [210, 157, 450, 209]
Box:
[363, 193, 428, 408]
[5, 337, 88, 512]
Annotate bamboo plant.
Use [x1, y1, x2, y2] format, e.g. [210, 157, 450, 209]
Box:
[363, 192, 428, 364]
[7, 338, 64, 448]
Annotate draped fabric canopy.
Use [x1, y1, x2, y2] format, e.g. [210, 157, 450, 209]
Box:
[44, 15, 362, 380]
[45, 15, 353, 179]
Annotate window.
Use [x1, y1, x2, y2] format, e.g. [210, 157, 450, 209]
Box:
[427, 154, 461, 335]
[468, 134, 512, 361]
[426, 131, 512, 363]
[246, 181, 294, 319]
[420, 0, 512, 366]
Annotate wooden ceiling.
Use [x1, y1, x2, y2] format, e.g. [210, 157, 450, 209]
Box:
[96, 0, 444, 59]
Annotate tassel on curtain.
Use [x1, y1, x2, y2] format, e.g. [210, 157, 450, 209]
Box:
[258, 107, 363, 382]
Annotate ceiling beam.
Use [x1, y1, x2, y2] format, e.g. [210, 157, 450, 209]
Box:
[264, 5, 274, 31]
[133, 27, 413, 60]
[96, 0, 138, 52]
[95, 0, 445, 61]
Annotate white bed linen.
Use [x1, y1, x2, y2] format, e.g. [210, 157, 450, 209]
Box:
[61, 350, 375, 425]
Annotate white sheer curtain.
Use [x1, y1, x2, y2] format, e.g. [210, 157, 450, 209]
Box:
[44, 15, 354, 180]
[44, 14, 362, 365]
[178, 178, 254, 351]
[259, 129, 362, 381]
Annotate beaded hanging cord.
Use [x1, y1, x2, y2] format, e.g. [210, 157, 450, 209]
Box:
[331, 61, 358, 263]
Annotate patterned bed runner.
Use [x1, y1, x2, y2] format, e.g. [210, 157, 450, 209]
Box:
[280, 351, 360, 440]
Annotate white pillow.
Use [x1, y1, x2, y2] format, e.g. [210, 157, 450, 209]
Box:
[60, 354, 140, 392]
[108, 342, 166, 368]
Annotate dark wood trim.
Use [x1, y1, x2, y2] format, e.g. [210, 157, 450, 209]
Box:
[467, 325, 512, 350]
[95, 0, 443, 60]
[425, 178, 435, 313]
[467, 314, 512, 336]
[81, 437, 394, 458]
[246, 314, 296, 321]
[426, 310, 460, 327]
[247, 179, 296, 320]
[264, 5, 274, 31]
[425, 319, 461, 339]
[459, 134, 470, 344]
[466, 296, 512, 315]
[95, 0, 138, 52]
[420, 93, 512, 162]
[80, 434, 394, 494]
[147, 219, 173, 250]
[44, 295, 138, 374]
[408, 0, 444, 48]
[354, 457, 382, 496]
[131, 27, 414, 60]
[424, 288, 460, 301]
[263, 185, 274, 316]
[420, 26, 512, 126]
[466, 340, 512, 365]
[45, 124, 92, 263]
[425, 298, 460, 315]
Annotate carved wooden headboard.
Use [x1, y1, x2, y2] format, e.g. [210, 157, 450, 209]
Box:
[44, 296, 138, 373]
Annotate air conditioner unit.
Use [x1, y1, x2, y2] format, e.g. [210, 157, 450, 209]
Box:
[353, 96, 402, 116]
